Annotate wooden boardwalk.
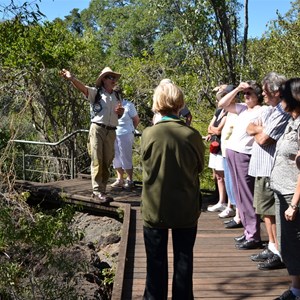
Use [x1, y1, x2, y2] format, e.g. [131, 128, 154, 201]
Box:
[123, 205, 289, 300]
[16, 178, 290, 300]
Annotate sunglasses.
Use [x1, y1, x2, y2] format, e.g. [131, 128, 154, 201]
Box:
[105, 75, 116, 81]
[244, 91, 254, 96]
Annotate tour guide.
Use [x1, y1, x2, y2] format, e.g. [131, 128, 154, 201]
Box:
[60, 67, 124, 204]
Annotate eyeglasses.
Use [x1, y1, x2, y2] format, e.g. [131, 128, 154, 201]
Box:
[244, 91, 254, 96]
[105, 75, 116, 81]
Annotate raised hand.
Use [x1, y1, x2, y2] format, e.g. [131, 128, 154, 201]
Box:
[60, 68, 73, 80]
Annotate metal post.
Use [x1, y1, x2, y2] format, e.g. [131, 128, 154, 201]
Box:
[22, 150, 26, 180]
[70, 142, 74, 179]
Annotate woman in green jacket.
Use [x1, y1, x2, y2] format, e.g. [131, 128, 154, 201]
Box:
[141, 80, 205, 300]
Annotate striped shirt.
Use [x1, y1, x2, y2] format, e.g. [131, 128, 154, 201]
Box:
[248, 102, 290, 177]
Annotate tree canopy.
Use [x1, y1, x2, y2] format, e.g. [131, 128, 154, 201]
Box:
[0, 0, 299, 180]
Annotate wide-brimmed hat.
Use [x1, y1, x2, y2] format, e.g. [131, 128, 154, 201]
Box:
[214, 84, 235, 100]
[95, 67, 121, 87]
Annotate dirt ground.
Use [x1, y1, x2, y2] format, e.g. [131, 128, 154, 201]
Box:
[67, 212, 123, 299]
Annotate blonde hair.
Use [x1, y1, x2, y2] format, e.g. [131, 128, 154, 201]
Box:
[152, 82, 184, 115]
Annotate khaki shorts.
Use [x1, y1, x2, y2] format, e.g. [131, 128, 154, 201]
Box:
[253, 177, 275, 216]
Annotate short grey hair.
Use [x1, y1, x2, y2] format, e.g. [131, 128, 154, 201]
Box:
[262, 72, 286, 93]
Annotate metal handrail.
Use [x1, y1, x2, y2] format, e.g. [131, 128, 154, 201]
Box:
[10, 129, 89, 181]
[11, 129, 89, 146]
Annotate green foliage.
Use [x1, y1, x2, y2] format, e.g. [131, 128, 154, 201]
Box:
[116, 207, 124, 220]
[0, 197, 84, 298]
[101, 267, 115, 286]
[0, 201, 80, 254]
[0, 0, 45, 25]
[243, 1, 300, 81]
[0, 19, 84, 70]
[1, 0, 300, 193]
[0, 127, 10, 151]
[1, 1, 300, 297]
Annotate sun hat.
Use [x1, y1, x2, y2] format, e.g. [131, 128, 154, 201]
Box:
[214, 84, 235, 100]
[95, 67, 121, 87]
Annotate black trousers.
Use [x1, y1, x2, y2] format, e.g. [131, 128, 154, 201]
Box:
[143, 226, 197, 300]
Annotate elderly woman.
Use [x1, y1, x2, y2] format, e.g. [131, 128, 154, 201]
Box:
[141, 81, 205, 299]
[218, 81, 264, 249]
[271, 78, 300, 300]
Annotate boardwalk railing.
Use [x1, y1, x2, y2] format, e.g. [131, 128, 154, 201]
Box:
[11, 129, 90, 182]
[10, 129, 144, 183]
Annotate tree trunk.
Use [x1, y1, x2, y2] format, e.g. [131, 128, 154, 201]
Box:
[242, 0, 249, 68]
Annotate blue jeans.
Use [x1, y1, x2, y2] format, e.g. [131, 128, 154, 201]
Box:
[223, 157, 237, 205]
[143, 226, 197, 300]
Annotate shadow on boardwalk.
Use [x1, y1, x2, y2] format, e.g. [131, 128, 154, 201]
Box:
[123, 190, 290, 300]
[15, 178, 290, 299]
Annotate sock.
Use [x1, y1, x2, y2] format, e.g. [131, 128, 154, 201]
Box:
[291, 287, 300, 297]
[268, 242, 283, 260]
[268, 242, 277, 254]
[233, 216, 240, 223]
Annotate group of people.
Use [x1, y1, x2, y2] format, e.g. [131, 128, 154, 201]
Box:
[60, 67, 300, 300]
[206, 73, 300, 300]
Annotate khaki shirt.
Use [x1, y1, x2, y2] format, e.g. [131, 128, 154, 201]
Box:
[87, 86, 119, 127]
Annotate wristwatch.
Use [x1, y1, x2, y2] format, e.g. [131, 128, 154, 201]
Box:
[289, 203, 299, 210]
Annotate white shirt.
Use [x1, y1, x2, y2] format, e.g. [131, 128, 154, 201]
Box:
[226, 103, 261, 154]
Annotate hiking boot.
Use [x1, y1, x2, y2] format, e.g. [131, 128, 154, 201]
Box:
[257, 254, 286, 270]
[251, 248, 274, 262]
[93, 193, 114, 205]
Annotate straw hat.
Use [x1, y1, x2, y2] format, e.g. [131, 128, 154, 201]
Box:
[95, 67, 121, 87]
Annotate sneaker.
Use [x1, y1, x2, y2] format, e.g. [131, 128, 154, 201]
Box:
[257, 254, 286, 270]
[207, 203, 226, 212]
[218, 207, 235, 218]
[124, 180, 134, 189]
[111, 179, 124, 188]
[93, 193, 114, 205]
[250, 248, 274, 262]
[274, 290, 300, 300]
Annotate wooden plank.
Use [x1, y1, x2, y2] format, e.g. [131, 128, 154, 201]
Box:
[15, 179, 290, 300]
[111, 203, 131, 300]
[123, 204, 290, 299]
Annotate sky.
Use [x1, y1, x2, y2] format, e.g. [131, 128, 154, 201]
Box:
[0, 0, 293, 38]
